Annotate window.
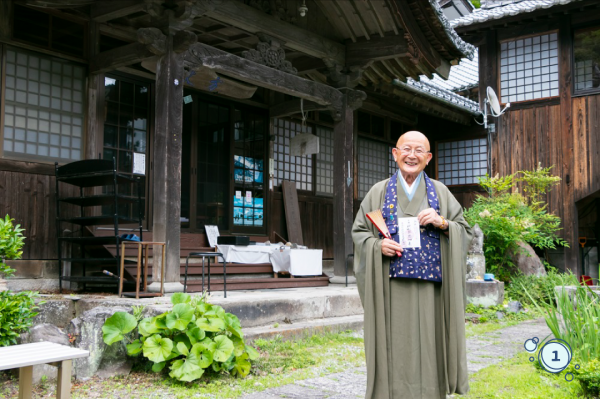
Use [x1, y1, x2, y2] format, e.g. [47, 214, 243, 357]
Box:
[358, 138, 392, 198]
[357, 111, 385, 138]
[500, 33, 559, 103]
[574, 26, 600, 93]
[315, 126, 333, 196]
[437, 139, 487, 186]
[233, 108, 266, 228]
[3, 47, 85, 162]
[102, 76, 151, 219]
[12, 4, 85, 58]
[273, 118, 313, 191]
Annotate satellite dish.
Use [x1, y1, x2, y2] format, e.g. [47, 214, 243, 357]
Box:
[477, 87, 510, 128]
[487, 87, 502, 115]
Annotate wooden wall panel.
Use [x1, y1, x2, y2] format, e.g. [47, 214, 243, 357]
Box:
[269, 191, 334, 259]
[0, 171, 78, 259]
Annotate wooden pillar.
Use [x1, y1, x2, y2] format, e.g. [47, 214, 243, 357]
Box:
[85, 22, 103, 160]
[559, 14, 578, 275]
[332, 93, 355, 280]
[151, 35, 184, 291]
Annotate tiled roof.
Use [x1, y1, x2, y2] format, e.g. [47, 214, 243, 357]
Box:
[399, 77, 481, 114]
[418, 49, 479, 93]
[451, 0, 583, 29]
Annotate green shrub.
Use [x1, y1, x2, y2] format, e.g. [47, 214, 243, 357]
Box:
[102, 292, 259, 382]
[0, 291, 41, 346]
[0, 214, 26, 278]
[569, 358, 600, 398]
[507, 269, 579, 308]
[464, 165, 568, 281]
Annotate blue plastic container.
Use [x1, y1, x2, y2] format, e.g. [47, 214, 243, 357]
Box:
[484, 273, 494, 281]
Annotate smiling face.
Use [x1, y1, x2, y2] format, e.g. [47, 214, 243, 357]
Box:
[393, 131, 432, 182]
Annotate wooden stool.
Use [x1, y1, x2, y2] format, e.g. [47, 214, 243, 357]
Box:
[119, 241, 165, 299]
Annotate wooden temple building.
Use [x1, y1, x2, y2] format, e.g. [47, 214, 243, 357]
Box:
[453, 0, 600, 278]
[0, 0, 486, 292]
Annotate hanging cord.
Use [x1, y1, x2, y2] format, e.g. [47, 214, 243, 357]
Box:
[300, 98, 307, 130]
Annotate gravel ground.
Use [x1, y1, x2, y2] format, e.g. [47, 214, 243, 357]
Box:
[239, 318, 551, 399]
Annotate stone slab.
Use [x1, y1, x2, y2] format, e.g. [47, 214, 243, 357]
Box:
[466, 280, 504, 307]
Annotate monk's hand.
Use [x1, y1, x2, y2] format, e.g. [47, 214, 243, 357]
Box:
[381, 238, 403, 257]
[417, 208, 444, 228]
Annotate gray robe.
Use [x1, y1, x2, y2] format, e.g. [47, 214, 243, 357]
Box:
[352, 176, 471, 399]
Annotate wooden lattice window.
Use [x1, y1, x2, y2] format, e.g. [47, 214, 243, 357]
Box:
[437, 139, 487, 186]
[500, 32, 559, 103]
[574, 26, 600, 94]
[273, 118, 313, 191]
[358, 138, 391, 198]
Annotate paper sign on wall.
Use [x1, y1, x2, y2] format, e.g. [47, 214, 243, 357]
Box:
[133, 153, 146, 175]
[236, 191, 242, 199]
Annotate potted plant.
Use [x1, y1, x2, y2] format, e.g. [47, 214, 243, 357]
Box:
[0, 215, 26, 291]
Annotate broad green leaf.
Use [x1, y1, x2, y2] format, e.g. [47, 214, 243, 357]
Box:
[143, 334, 173, 363]
[212, 362, 222, 372]
[155, 313, 168, 329]
[169, 358, 204, 382]
[102, 312, 137, 345]
[225, 313, 243, 338]
[186, 326, 205, 344]
[172, 334, 191, 356]
[245, 345, 259, 361]
[196, 301, 211, 316]
[126, 340, 143, 356]
[233, 353, 251, 377]
[196, 317, 225, 332]
[198, 337, 217, 353]
[191, 342, 214, 369]
[213, 335, 234, 362]
[204, 305, 225, 319]
[171, 292, 191, 305]
[152, 362, 166, 372]
[232, 336, 245, 357]
[166, 303, 195, 330]
[138, 317, 160, 337]
[177, 342, 189, 356]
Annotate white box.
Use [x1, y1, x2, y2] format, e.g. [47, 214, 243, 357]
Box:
[289, 249, 322, 276]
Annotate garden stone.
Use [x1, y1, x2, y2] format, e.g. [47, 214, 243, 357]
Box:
[466, 280, 504, 307]
[508, 241, 546, 276]
[68, 306, 131, 380]
[496, 311, 504, 320]
[466, 225, 485, 280]
[507, 301, 523, 313]
[19, 324, 71, 384]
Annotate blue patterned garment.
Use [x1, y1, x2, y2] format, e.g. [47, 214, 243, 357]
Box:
[381, 171, 442, 282]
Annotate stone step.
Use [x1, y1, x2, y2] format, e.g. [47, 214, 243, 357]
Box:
[243, 314, 364, 343]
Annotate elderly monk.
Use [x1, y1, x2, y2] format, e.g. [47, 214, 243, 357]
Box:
[352, 131, 471, 399]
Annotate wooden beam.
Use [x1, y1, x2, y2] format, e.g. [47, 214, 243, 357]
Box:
[390, 87, 472, 125]
[91, 42, 157, 74]
[292, 56, 327, 74]
[270, 99, 330, 119]
[346, 33, 408, 68]
[204, 0, 345, 65]
[92, 0, 145, 23]
[186, 43, 344, 109]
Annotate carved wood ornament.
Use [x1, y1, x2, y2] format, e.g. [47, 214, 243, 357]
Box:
[242, 34, 298, 75]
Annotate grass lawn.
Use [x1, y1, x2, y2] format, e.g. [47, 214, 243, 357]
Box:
[0, 331, 365, 399]
[466, 352, 583, 398]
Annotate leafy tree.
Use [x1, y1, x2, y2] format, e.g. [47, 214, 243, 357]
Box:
[464, 164, 568, 281]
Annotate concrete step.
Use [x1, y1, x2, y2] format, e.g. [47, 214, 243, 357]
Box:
[243, 314, 364, 342]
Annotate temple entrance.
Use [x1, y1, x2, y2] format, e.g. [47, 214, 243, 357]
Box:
[181, 94, 268, 235]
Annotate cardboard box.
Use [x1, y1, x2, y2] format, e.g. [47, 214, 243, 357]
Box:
[289, 249, 323, 276]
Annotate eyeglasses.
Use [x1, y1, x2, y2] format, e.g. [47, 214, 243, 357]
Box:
[395, 146, 430, 156]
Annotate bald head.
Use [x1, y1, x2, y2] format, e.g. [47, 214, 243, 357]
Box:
[396, 131, 430, 151]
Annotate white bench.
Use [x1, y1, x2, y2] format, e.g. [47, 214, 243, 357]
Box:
[0, 342, 89, 399]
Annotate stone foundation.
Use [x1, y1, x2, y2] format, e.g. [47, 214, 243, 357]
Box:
[466, 280, 504, 307]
